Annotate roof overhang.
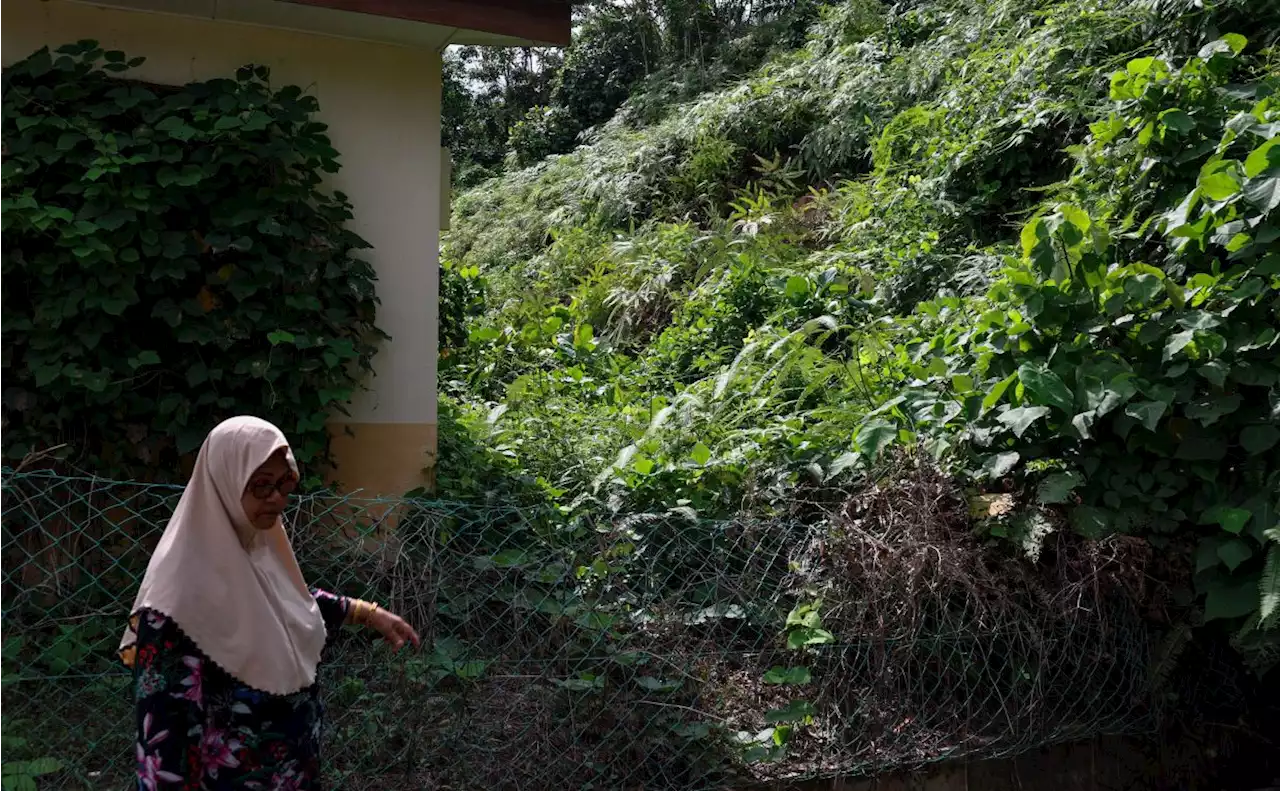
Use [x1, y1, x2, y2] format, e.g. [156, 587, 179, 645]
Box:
[67, 0, 572, 48]
[281, 0, 572, 46]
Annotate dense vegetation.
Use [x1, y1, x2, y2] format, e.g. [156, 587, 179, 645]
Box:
[1, 43, 383, 483]
[438, 0, 1280, 675]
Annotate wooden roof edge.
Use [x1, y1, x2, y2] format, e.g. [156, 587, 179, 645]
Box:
[278, 0, 573, 46]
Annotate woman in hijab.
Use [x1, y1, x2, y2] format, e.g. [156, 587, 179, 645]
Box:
[119, 416, 420, 790]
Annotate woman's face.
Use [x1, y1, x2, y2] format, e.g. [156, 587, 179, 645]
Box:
[241, 449, 296, 531]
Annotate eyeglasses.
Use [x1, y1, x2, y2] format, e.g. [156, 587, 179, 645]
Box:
[246, 477, 296, 500]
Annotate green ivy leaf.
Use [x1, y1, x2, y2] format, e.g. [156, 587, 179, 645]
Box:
[1017, 364, 1074, 413]
[1240, 425, 1280, 455]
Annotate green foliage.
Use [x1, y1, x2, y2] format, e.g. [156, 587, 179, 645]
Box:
[857, 40, 1280, 661]
[1, 42, 382, 481]
[439, 0, 1280, 675]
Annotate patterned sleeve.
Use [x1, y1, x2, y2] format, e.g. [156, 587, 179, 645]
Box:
[311, 589, 351, 638]
[133, 610, 202, 789]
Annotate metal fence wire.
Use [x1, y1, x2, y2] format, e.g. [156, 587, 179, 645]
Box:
[1, 469, 1158, 790]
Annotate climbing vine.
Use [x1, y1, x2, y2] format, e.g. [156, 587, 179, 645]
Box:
[1, 41, 384, 481]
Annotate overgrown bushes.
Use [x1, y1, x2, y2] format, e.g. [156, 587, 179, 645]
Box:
[440, 0, 1280, 677]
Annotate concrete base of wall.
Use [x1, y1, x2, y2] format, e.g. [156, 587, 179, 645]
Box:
[326, 421, 436, 496]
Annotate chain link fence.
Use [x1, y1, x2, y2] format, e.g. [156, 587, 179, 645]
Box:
[2, 467, 1159, 789]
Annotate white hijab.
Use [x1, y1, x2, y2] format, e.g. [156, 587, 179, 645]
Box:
[119, 416, 328, 695]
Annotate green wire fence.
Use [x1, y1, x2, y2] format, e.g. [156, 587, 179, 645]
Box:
[2, 467, 1158, 789]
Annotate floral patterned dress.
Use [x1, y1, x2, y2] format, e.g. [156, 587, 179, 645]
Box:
[132, 591, 349, 791]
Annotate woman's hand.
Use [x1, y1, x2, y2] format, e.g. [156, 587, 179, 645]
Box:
[365, 607, 421, 652]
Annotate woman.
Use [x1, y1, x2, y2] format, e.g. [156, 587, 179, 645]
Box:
[119, 416, 420, 790]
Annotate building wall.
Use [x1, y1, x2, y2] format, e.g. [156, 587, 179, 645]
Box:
[2, 0, 441, 495]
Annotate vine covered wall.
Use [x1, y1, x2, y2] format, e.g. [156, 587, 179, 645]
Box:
[1, 41, 384, 482]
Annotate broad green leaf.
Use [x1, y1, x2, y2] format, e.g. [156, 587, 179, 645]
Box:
[491, 549, 528, 568]
[1083, 374, 1136, 416]
[1037, 471, 1082, 504]
[1216, 539, 1254, 572]
[996, 405, 1051, 438]
[981, 451, 1020, 480]
[635, 676, 681, 693]
[1196, 538, 1225, 573]
[762, 666, 812, 685]
[764, 699, 816, 725]
[4, 775, 38, 791]
[1017, 364, 1074, 413]
[1204, 572, 1261, 622]
[1072, 506, 1110, 538]
[1244, 176, 1280, 214]
[1197, 361, 1229, 387]
[1158, 108, 1194, 133]
[21, 759, 61, 776]
[784, 275, 809, 299]
[1124, 273, 1164, 305]
[689, 441, 711, 466]
[453, 660, 488, 680]
[1244, 138, 1279, 178]
[981, 373, 1018, 413]
[1240, 425, 1280, 455]
[1217, 508, 1253, 535]
[854, 419, 897, 460]
[1198, 162, 1241, 201]
[1162, 330, 1194, 361]
[1184, 394, 1240, 426]
[826, 452, 860, 479]
[632, 456, 655, 475]
[1124, 400, 1167, 432]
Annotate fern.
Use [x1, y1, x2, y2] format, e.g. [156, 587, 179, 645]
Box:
[1261, 543, 1280, 630]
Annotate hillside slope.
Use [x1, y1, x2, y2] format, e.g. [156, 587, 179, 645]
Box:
[440, 0, 1279, 670]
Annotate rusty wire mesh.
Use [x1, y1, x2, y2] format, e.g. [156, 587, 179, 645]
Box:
[1, 468, 1159, 789]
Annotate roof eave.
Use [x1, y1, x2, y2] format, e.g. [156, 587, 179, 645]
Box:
[279, 0, 572, 46]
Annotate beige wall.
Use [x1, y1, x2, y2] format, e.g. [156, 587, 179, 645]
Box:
[3, 0, 441, 493]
